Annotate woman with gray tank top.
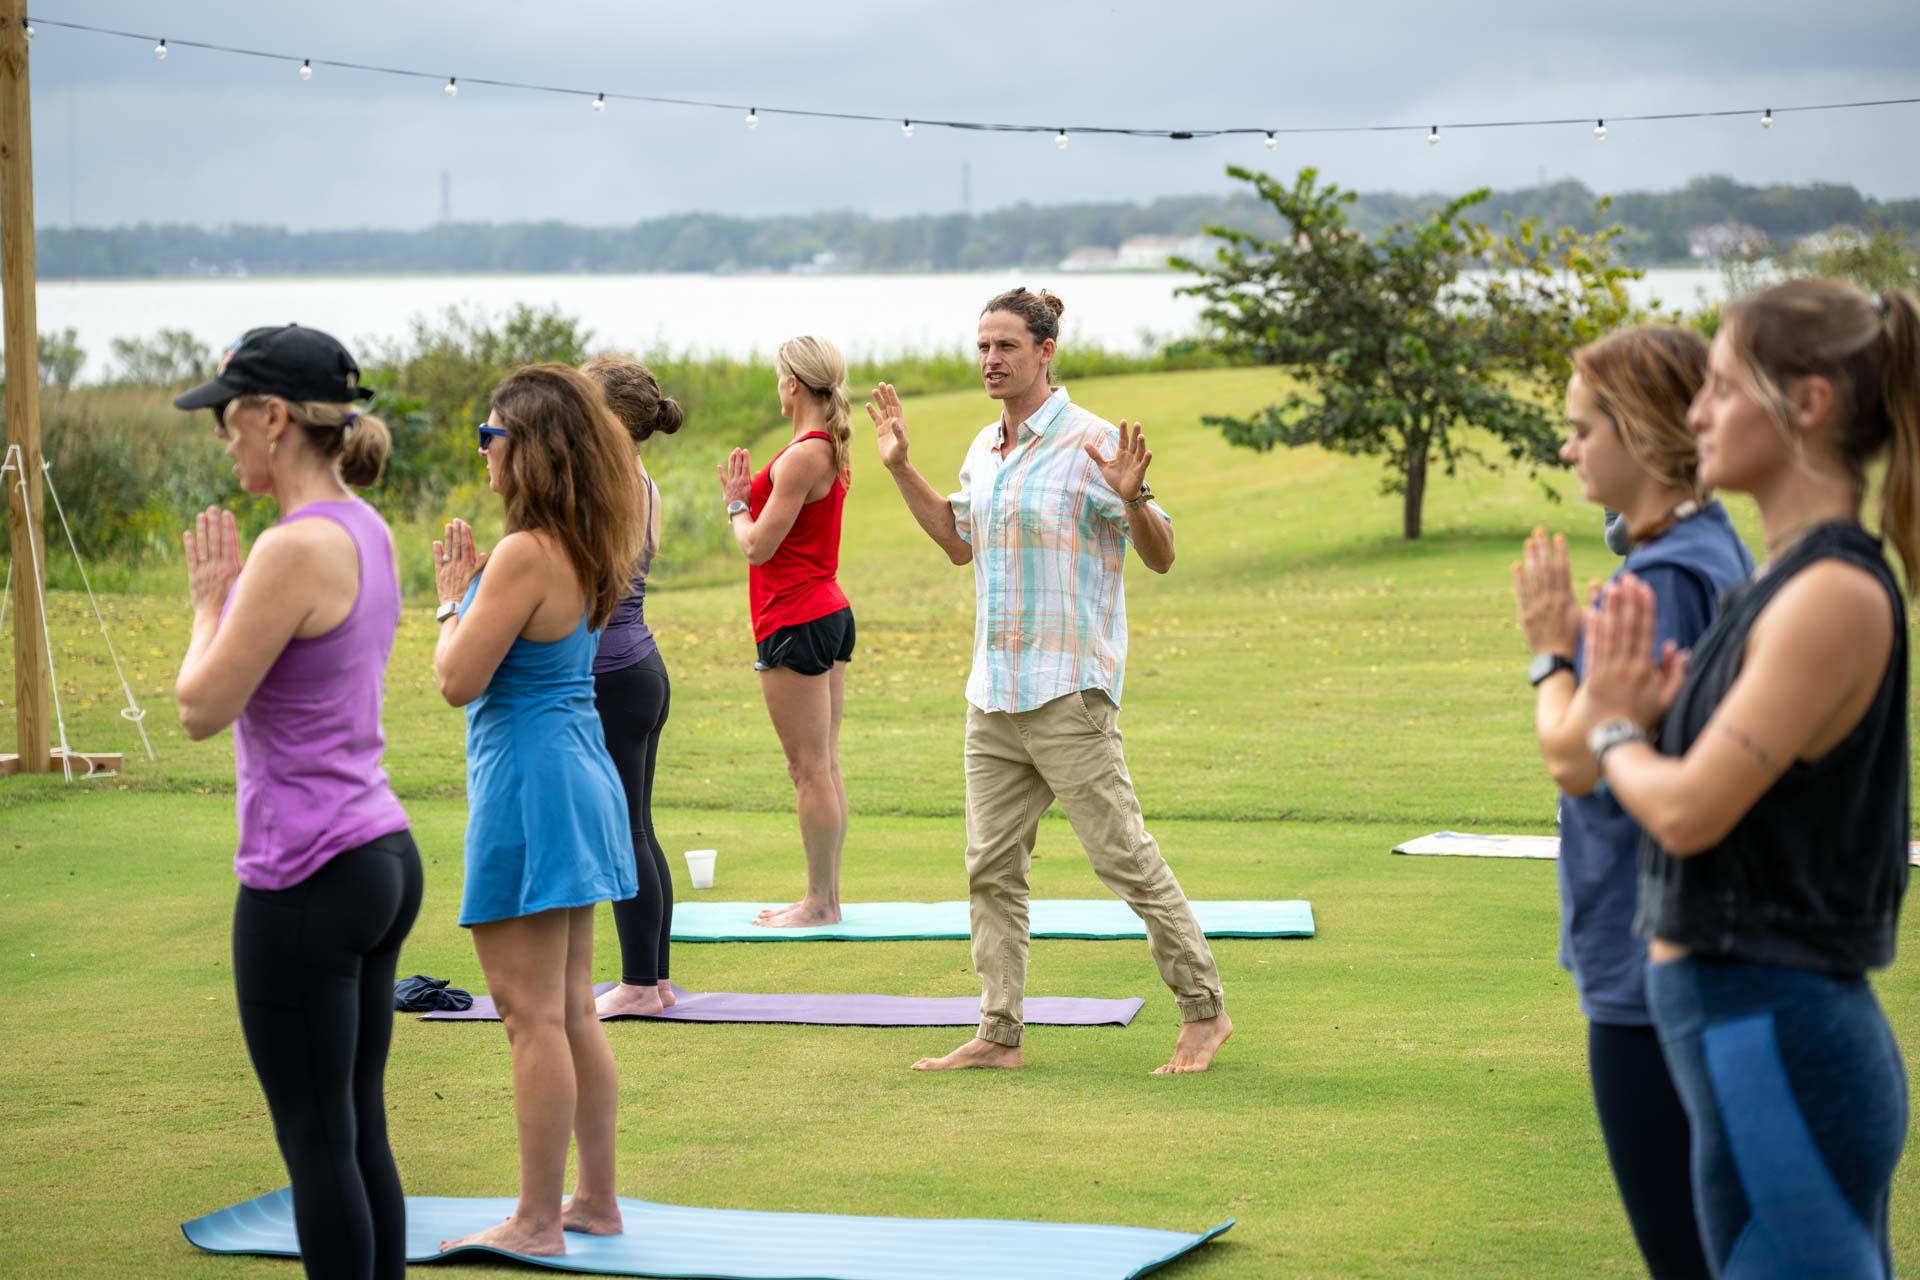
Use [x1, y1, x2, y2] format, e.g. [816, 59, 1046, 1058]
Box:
[582, 356, 682, 1018]
[172, 325, 420, 1280]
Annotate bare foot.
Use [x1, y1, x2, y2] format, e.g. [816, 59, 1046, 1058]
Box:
[755, 901, 803, 920]
[560, 1194, 624, 1236]
[440, 1214, 564, 1257]
[1152, 1012, 1234, 1075]
[752, 899, 842, 929]
[911, 1037, 1024, 1071]
[594, 982, 665, 1019]
[658, 983, 677, 1008]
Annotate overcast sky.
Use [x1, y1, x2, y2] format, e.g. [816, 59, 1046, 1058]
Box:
[23, 0, 1920, 230]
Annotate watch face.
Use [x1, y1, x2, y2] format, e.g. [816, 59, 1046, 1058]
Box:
[1528, 652, 1571, 685]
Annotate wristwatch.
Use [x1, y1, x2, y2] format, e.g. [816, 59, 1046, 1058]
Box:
[1587, 718, 1649, 770]
[435, 599, 460, 624]
[726, 499, 749, 518]
[1122, 482, 1155, 509]
[1527, 652, 1576, 687]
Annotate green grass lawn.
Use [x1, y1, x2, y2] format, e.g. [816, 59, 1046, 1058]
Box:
[3, 366, 1916, 1277]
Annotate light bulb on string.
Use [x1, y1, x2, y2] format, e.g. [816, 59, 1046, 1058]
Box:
[1055, 128, 1069, 150]
[901, 119, 913, 139]
[444, 77, 458, 98]
[1264, 131, 1276, 151]
[745, 107, 758, 130]
[1427, 125, 1440, 146]
[298, 59, 312, 81]
[593, 93, 606, 113]
[154, 38, 168, 61]
[1593, 118, 1607, 141]
[1761, 108, 1773, 129]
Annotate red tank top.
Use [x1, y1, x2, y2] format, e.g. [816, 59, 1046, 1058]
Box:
[748, 431, 850, 640]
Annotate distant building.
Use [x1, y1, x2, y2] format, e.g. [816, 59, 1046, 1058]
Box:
[1115, 234, 1211, 270]
[788, 249, 853, 274]
[1059, 245, 1119, 272]
[1687, 221, 1769, 260]
[1795, 225, 1868, 256]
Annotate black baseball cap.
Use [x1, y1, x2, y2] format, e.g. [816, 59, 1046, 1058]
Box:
[173, 324, 375, 412]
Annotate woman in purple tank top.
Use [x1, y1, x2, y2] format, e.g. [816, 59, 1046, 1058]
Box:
[582, 357, 682, 1019]
[172, 325, 421, 1280]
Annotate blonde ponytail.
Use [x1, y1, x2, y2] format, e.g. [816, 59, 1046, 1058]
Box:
[240, 395, 390, 487]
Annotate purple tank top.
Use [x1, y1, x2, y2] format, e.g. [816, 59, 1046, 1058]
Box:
[593, 475, 660, 675]
[231, 498, 409, 889]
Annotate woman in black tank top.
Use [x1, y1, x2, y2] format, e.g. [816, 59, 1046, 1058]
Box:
[1575, 279, 1918, 1278]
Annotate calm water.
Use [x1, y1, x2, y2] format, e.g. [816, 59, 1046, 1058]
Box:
[29, 267, 1731, 380]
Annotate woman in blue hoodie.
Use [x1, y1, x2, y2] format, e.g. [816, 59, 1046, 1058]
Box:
[1513, 325, 1753, 1280]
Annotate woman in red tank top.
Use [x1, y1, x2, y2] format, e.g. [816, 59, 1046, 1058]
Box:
[716, 336, 855, 928]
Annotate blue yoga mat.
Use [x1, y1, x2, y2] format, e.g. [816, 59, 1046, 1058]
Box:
[669, 899, 1313, 942]
[182, 1188, 1233, 1279]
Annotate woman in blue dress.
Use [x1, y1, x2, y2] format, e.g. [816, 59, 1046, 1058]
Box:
[430, 363, 646, 1259]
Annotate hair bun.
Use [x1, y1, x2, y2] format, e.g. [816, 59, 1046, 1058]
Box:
[656, 397, 685, 436]
[1040, 291, 1066, 320]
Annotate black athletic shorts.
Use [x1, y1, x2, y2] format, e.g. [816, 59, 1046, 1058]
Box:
[754, 606, 855, 676]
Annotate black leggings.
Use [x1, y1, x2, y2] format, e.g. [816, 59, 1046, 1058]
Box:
[1589, 1021, 1712, 1280]
[595, 650, 673, 985]
[232, 829, 423, 1280]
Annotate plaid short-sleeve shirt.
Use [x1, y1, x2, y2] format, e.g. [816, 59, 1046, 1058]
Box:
[947, 387, 1169, 714]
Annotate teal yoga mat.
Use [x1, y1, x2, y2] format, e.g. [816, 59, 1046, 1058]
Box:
[669, 899, 1314, 942]
[182, 1188, 1233, 1279]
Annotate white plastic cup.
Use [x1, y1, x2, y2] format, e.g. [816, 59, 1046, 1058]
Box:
[683, 849, 717, 890]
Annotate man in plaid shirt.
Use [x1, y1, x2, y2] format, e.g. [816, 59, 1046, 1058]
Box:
[869, 287, 1231, 1074]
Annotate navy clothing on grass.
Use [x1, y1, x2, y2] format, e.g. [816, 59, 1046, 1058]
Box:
[1556, 501, 1754, 1025]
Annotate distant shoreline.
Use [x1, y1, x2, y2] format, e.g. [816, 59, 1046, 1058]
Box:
[34, 260, 1732, 286]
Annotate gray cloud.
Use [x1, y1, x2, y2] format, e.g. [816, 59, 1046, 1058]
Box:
[27, 0, 1920, 230]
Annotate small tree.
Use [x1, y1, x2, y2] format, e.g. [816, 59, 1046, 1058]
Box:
[1785, 222, 1920, 296]
[1175, 167, 1638, 538]
[38, 327, 86, 392]
[109, 327, 214, 387]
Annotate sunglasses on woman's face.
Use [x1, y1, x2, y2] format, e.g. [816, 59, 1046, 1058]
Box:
[476, 423, 509, 452]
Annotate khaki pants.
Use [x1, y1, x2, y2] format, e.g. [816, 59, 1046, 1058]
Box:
[964, 688, 1224, 1046]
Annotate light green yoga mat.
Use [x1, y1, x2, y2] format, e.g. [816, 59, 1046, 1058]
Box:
[670, 899, 1314, 942]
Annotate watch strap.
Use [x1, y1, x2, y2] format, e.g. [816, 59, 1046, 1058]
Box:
[1587, 718, 1649, 770]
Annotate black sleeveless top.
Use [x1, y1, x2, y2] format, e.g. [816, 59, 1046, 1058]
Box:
[1634, 521, 1909, 975]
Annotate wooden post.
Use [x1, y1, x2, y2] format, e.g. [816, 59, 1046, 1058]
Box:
[0, 0, 51, 772]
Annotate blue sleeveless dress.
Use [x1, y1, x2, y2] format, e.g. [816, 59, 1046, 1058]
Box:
[457, 575, 637, 926]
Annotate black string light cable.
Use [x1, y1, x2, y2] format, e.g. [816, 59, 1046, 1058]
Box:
[21, 15, 1920, 144]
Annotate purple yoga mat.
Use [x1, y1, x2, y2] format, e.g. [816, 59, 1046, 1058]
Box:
[422, 983, 1145, 1028]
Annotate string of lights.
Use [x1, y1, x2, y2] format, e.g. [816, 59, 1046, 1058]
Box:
[20, 15, 1920, 150]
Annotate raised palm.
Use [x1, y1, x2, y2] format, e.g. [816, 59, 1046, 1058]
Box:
[1085, 419, 1151, 500]
[866, 382, 909, 471]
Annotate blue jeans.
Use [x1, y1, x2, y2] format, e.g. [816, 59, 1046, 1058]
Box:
[1646, 955, 1907, 1279]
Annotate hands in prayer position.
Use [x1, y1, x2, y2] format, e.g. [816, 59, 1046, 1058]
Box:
[1581, 571, 1690, 731]
[433, 518, 488, 605]
[184, 506, 243, 616]
[1512, 528, 1583, 658]
[717, 449, 753, 506]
